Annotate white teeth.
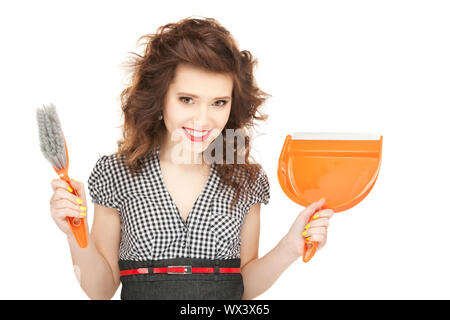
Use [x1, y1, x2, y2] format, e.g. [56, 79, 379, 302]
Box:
[184, 128, 209, 137]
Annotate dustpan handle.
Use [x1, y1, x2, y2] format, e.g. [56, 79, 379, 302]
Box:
[303, 240, 318, 262]
[302, 214, 318, 262]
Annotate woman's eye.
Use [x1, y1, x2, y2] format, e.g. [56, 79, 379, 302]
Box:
[179, 97, 228, 107]
[214, 100, 228, 107]
[180, 97, 193, 104]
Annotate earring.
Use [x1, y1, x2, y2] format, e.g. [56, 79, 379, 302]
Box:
[158, 113, 163, 120]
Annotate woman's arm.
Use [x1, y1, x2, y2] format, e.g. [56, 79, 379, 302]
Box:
[240, 203, 298, 300]
[240, 199, 333, 300]
[67, 202, 121, 300]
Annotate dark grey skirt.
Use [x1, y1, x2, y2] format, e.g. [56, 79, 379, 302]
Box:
[119, 257, 244, 300]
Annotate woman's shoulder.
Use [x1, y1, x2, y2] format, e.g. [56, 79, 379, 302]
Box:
[96, 152, 125, 164]
[216, 164, 270, 207]
[248, 165, 270, 204]
[92, 152, 135, 171]
[88, 153, 124, 208]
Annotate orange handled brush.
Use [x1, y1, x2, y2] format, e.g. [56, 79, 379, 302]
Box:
[36, 103, 88, 248]
[278, 132, 383, 262]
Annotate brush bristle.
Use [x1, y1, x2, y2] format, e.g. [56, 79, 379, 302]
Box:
[36, 103, 67, 170]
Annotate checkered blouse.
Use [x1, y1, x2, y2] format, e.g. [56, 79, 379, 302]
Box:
[87, 146, 270, 261]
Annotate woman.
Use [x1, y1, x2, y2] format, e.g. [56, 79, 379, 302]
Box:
[49, 16, 334, 300]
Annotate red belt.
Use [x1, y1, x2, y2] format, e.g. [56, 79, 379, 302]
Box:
[120, 265, 240, 276]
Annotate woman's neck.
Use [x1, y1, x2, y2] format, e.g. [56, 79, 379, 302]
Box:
[159, 138, 209, 168]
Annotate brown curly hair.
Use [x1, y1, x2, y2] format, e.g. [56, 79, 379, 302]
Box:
[116, 16, 271, 210]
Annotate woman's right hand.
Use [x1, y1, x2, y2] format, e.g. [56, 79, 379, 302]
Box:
[50, 178, 88, 236]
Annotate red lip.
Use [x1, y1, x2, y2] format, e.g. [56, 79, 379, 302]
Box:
[183, 127, 212, 142]
[183, 127, 210, 132]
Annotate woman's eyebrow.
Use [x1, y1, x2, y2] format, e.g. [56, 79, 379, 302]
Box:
[176, 92, 231, 100]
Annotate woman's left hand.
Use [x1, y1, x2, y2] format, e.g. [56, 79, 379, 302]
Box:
[282, 198, 335, 259]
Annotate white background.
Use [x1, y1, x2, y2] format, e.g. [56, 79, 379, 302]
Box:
[1, 0, 449, 299]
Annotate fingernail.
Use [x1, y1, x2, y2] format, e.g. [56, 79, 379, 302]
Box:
[80, 212, 86, 217]
[80, 206, 87, 212]
[313, 213, 320, 220]
[67, 186, 73, 193]
[76, 198, 83, 205]
[302, 230, 308, 237]
[306, 237, 311, 242]
[305, 224, 311, 230]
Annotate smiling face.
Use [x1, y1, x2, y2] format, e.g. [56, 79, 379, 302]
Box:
[161, 63, 233, 164]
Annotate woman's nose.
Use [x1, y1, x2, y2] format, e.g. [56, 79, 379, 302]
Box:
[194, 104, 210, 124]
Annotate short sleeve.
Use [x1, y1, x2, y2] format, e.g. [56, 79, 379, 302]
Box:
[87, 155, 120, 209]
[246, 167, 270, 207]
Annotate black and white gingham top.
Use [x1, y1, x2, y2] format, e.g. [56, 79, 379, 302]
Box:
[87, 146, 270, 261]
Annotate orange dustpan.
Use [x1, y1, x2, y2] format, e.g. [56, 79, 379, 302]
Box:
[277, 132, 383, 262]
